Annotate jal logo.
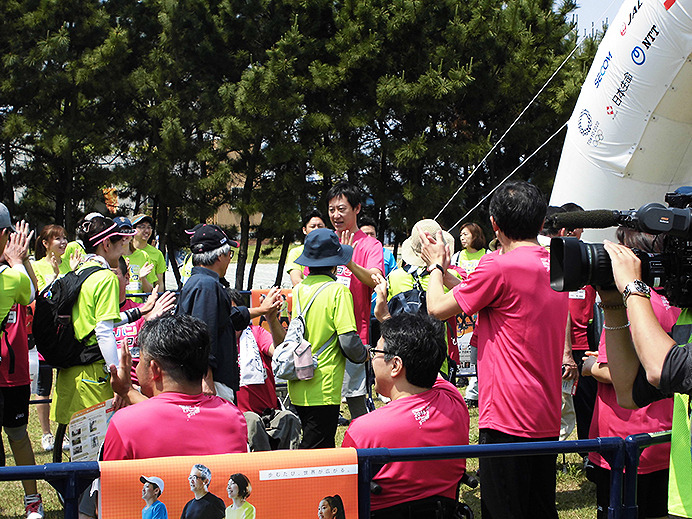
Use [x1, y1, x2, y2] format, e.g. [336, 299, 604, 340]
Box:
[620, 0, 643, 36]
[578, 110, 592, 136]
[594, 51, 613, 88]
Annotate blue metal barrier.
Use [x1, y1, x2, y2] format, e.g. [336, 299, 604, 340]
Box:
[357, 437, 626, 519]
[0, 461, 99, 518]
[0, 435, 661, 519]
[622, 431, 672, 519]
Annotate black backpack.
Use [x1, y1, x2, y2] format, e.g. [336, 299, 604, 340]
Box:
[33, 265, 106, 369]
[387, 270, 428, 316]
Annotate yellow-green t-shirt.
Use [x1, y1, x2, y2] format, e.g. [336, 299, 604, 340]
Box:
[668, 308, 692, 517]
[668, 392, 692, 517]
[0, 266, 31, 327]
[71, 261, 121, 345]
[386, 267, 463, 374]
[61, 241, 85, 271]
[285, 245, 304, 274]
[287, 275, 357, 406]
[124, 249, 158, 294]
[142, 243, 166, 276]
[31, 257, 72, 292]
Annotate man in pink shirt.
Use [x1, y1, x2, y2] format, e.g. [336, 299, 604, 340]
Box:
[327, 183, 384, 419]
[342, 312, 469, 517]
[422, 181, 568, 519]
[105, 314, 248, 460]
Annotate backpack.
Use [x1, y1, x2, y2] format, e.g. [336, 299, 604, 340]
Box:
[272, 281, 336, 381]
[32, 265, 106, 369]
[387, 269, 428, 316]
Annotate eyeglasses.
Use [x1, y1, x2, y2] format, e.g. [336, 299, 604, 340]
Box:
[369, 348, 389, 360]
[188, 475, 203, 481]
[229, 250, 235, 259]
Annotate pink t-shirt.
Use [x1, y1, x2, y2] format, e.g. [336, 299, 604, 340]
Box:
[335, 230, 384, 345]
[115, 299, 144, 384]
[236, 325, 277, 414]
[342, 378, 468, 510]
[568, 285, 597, 351]
[103, 392, 248, 460]
[452, 245, 568, 438]
[588, 290, 679, 473]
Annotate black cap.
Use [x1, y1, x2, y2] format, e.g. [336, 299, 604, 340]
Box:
[190, 224, 236, 253]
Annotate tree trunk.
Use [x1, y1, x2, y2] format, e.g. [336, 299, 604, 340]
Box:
[1, 142, 15, 215]
[247, 227, 264, 290]
[168, 240, 182, 290]
[235, 139, 262, 289]
[236, 212, 250, 289]
[275, 230, 292, 287]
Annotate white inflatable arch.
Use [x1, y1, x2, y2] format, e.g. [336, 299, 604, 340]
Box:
[550, 0, 692, 241]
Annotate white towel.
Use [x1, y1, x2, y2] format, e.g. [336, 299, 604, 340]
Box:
[239, 328, 266, 387]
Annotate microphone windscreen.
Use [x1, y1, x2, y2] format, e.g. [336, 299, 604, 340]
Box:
[550, 210, 620, 230]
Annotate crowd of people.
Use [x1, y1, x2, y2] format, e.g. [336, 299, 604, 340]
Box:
[1, 177, 691, 519]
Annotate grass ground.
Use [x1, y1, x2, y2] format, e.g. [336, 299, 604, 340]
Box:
[1, 392, 596, 518]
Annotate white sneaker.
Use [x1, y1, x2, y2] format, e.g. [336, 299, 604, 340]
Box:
[24, 493, 44, 519]
[41, 434, 54, 452]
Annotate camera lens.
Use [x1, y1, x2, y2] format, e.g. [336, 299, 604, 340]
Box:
[550, 238, 614, 292]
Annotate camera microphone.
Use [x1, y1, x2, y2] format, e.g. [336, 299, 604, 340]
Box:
[547, 209, 626, 231]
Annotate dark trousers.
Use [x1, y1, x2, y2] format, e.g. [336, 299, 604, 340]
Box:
[479, 428, 559, 519]
[572, 350, 598, 441]
[294, 404, 340, 449]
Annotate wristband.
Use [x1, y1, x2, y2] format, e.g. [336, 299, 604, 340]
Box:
[427, 264, 445, 275]
[124, 307, 143, 323]
[597, 302, 626, 310]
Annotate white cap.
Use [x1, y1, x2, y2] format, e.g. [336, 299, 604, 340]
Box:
[140, 475, 164, 494]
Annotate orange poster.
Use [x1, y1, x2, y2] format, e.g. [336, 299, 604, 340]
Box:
[100, 448, 358, 518]
[251, 289, 293, 331]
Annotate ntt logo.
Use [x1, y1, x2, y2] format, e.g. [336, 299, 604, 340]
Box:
[631, 46, 646, 65]
[578, 110, 592, 136]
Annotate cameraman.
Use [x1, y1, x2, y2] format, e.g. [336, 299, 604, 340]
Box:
[599, 240, 692, 519]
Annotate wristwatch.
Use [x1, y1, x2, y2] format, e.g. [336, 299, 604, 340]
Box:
[427, 263, 445, 275]
[622, 280, 651, 306]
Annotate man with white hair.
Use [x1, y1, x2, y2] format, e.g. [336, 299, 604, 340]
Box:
[176, 224, 280, 402]
[181, 464, 224, 519]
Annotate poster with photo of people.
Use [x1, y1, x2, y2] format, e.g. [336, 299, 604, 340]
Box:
[100, 448, 358, 518]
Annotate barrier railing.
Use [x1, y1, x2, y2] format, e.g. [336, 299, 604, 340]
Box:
[0, 435, 666, 519]
[622, 431, 672, 519]
[0, 461, 99, 518]
[357, 438, 626, 519]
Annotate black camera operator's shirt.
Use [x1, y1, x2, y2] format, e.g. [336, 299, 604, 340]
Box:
[632, 323, 692, 407]
[660, 344, 692, 396]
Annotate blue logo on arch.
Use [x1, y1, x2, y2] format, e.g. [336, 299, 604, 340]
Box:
[631, 46, 646, 65]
